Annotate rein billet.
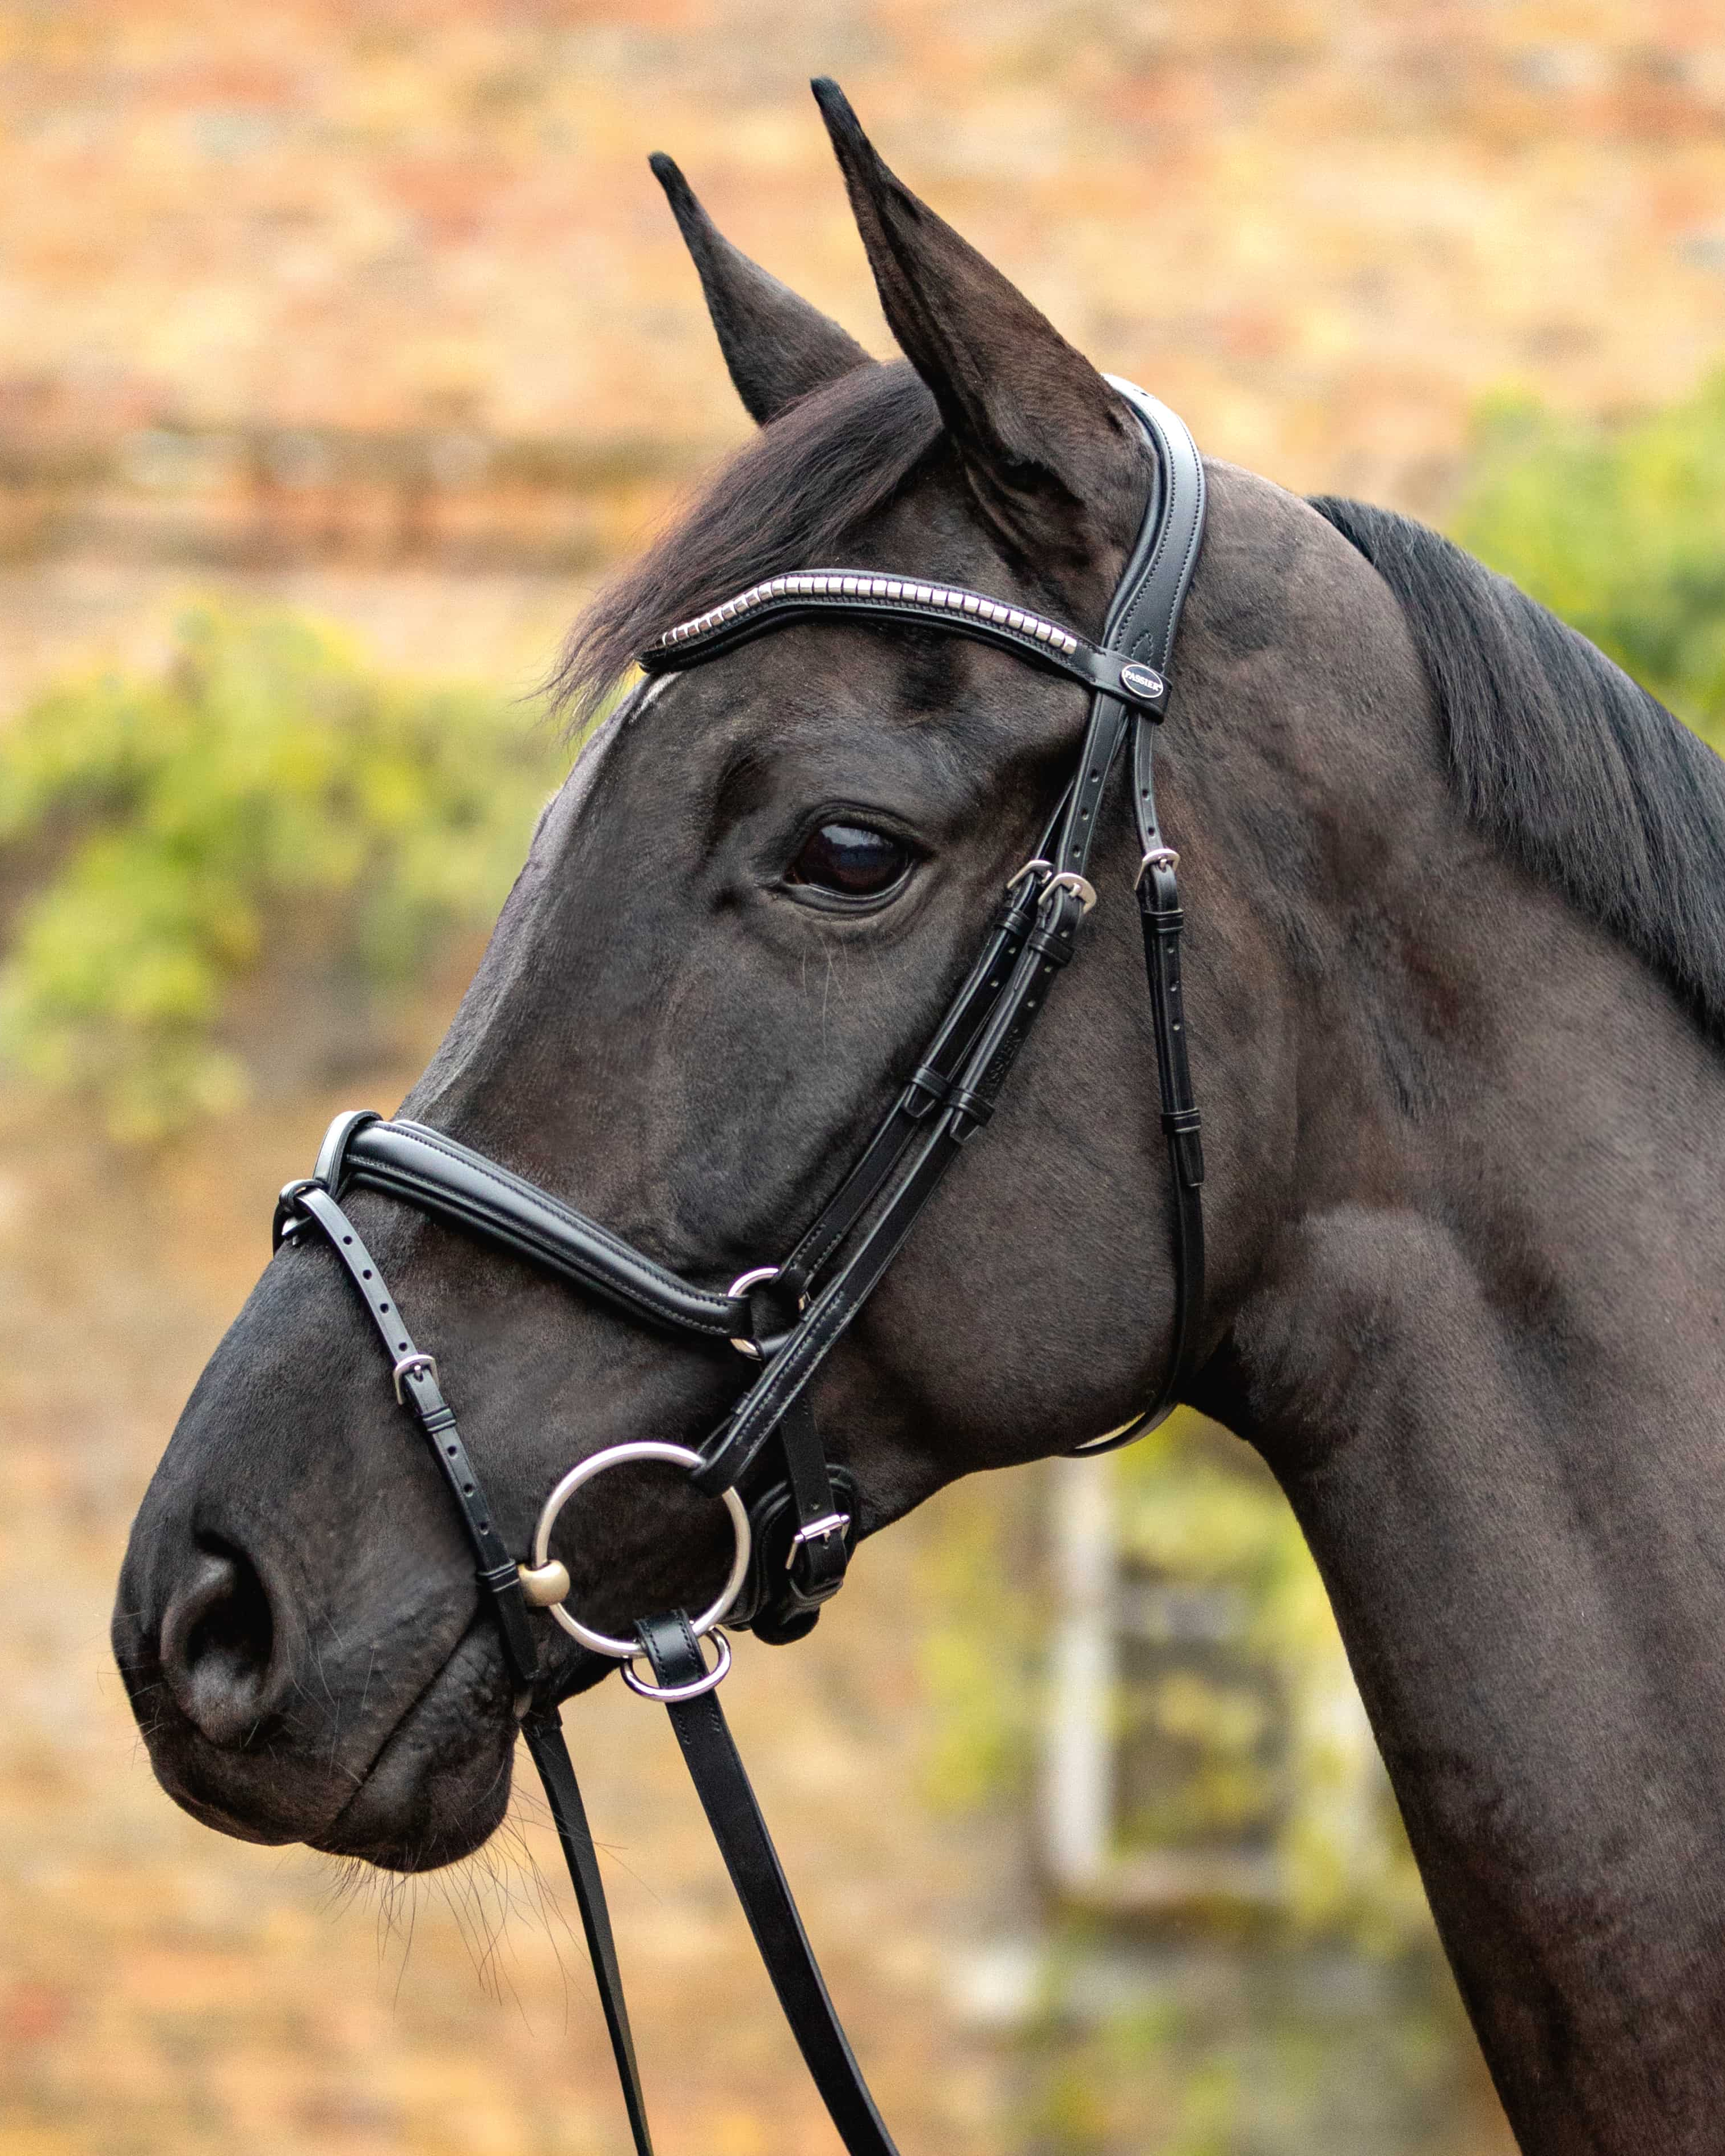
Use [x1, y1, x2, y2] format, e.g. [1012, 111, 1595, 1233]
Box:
[272, 377, 1207, 2156]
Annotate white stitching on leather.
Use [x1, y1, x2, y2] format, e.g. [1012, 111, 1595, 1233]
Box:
[365, 1128, 738, 1333]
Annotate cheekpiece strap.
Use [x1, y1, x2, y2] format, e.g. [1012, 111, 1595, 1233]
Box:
[276, 1181, 540, 1694]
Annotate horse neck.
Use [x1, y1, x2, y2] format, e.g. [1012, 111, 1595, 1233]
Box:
[1198, 729, 1725, 2147]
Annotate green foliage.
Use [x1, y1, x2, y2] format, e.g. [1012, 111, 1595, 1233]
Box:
[919, 1416, 1428, 1951]
[1114, 1416, 1429, 1948]
[1455, 374, 1725, 747]
[0, 603, 563, 1139]
[919, 1475, 1042, 1815]
[1016, 1956, 1465, 2156]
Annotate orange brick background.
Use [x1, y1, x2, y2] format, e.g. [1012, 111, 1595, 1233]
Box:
[5, 3, 1725, 483]
[3, 5, 1719, 2152]
[0, 1, 1721, 695]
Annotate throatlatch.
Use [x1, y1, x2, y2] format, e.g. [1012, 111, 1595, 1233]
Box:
[273, 379, 1206, 2156]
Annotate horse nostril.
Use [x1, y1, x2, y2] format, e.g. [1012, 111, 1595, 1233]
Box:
[159, 1539, 279, 1749]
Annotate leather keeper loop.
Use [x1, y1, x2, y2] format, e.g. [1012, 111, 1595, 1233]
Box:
[264, 374, 1209, 2156]
[1024, 925, 1078, 965]
[904, 1063, 953, 1111]
[272, 1177, 322, 1250]
[314, 1108, 382, 1195]
[947, 1086, 995, 1138]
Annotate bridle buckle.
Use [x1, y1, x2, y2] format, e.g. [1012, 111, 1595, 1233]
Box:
[1136, 844, 1180, 889]
[392, 1351, 439, 1404]
[1005, 855, 1053, 898]
[786, 1510, 851, 1567]
[1042, 870, 1097, 915]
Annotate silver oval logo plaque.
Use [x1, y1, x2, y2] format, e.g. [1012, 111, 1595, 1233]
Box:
[1119, 660, 1165, 701]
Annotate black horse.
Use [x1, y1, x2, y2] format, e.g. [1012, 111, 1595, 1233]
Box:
[115, 82, 1725, 2155]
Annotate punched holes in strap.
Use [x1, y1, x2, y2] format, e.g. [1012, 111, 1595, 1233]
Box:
[280, 1181, 538, 1694]
[774, 847, 1059, 1281]
[697, 878, 1107, 1494]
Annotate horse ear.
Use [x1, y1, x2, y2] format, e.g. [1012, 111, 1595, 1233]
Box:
[811, 79, 1145, 578]
[649, 153, 875, 426]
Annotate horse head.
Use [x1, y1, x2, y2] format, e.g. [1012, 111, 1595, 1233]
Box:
[116, 83, 1298, 1869]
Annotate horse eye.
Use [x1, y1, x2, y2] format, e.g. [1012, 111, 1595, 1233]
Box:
[788, 821, 912, 899]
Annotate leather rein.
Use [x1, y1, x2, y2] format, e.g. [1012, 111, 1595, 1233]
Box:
[272, 378, 1207, 2156]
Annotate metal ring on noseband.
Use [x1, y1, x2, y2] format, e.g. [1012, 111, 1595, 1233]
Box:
[727, 1262, 800, 1361]
[621, 1628, 733, 1702]
[529, 1440, 752, 1660]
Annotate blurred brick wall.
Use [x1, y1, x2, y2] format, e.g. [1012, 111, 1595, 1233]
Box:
[1, 0, 1724, 520]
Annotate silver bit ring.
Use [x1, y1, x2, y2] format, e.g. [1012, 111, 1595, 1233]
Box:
[529, 1440, 751, 1661]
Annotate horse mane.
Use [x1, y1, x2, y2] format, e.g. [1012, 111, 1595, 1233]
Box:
[1309, 494, 1725, 1044]
[549, 360, 942, 725]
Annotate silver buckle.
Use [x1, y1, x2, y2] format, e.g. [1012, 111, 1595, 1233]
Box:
[1041, 870, 1097, 915]
[392, 1351, 439, 1404]
[1135, 845, 1180, 889]
[788, 1511, 851, 1566]
[1005, 856, 1052, 897]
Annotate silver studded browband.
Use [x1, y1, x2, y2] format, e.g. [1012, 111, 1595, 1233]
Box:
[637, 567, 1168, 712]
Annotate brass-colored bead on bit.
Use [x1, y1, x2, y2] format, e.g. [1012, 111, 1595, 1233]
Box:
[517, 1558, 571, 1608]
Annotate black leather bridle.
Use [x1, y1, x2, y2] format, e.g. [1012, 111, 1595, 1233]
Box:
[272, 379, 1206, 2156]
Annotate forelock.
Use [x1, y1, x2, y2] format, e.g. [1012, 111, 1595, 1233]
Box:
[545, 361, 943, 730]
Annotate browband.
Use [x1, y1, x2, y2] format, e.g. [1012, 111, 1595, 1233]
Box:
[641, 567, 1170, 714]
